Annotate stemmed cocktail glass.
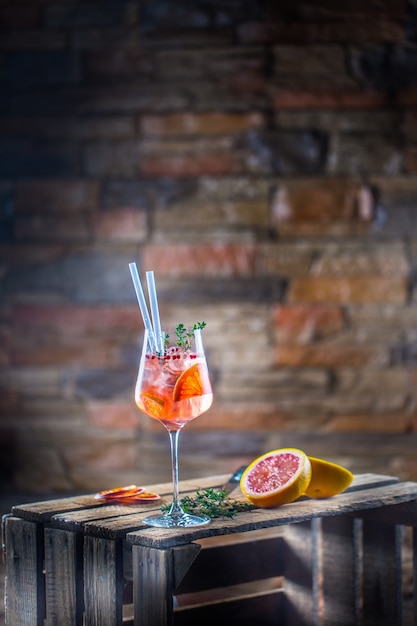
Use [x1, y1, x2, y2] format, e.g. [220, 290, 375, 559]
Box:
[129, 264, 213, 527]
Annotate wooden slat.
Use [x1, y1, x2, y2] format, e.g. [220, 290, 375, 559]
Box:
[84, 536, 123, 626]
[320, 516, 359, 626]
[44, 528, 83, 626]
[132, 544, 174, 626]
[361, 519, 403, 626]
[127, 480, 417, 550]
[282, 520, 317, 626]
[3, 516, 45, 626]
[413, 527, 417, 626]
[173, 588, 283, 626]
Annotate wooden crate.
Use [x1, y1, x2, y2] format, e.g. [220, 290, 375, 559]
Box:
[3, 473, 417, 625]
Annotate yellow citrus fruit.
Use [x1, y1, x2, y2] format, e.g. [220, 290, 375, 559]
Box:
[173, 362, 211, 401]
[303, 456, 354, 498]
[240, 448, 312, 508]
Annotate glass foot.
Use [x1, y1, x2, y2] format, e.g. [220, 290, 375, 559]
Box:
[142, 512, 211, 528]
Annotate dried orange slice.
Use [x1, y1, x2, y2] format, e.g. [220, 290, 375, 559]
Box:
[173, 362, 211, 401]
[240, 448, 312, 508]
[114, 491, 160, 504]
[95, 485, 144, 500]
[303, 457, 354, 498]
[140, 389, 171, 418]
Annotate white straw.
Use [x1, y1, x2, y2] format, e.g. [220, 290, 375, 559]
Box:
[146, 270, 163, 353]
[194, 327, 203, 355]
[128, 263, 156, 352]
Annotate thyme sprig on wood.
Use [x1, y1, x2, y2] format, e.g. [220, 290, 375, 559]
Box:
[161, 488, 255, 519]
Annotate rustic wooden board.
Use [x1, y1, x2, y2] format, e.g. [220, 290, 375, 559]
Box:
[11, 474, 230, 523]
[44, 527, 83, 626]
[83, 535, 124, 626]
[3, 516, 45, 626]
[45, 473, 400, 541]
[132, 544, 174, 626]
[127, 480, 417, 550]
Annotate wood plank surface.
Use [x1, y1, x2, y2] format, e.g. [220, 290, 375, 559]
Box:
[127, 480, 417, 550]
[44, 528, 83, 626]
[132, 544, 174, 626]
[3, 516, 45, 626]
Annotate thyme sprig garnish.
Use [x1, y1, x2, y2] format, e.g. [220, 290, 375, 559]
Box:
[164, 321, 207, 351]
[161, 488, 255, 519]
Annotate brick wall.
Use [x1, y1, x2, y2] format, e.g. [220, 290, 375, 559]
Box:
[1, 0, 417, 494]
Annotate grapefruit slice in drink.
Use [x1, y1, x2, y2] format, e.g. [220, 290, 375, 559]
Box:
[303, 456, 354, 498]
[173, 362, 211, 401]
[240, 448, 312, 508]
[140, 388, 171, 419]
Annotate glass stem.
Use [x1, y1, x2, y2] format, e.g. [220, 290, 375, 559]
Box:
[168, 429, 183, 518]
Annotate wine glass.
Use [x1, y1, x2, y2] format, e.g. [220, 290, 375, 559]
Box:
[135, 324, 213, 527]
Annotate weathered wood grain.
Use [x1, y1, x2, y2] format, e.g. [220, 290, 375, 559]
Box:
[44, 528, 83, 625]
[3, 516, 44, 626]
[83, 535, 123, 626]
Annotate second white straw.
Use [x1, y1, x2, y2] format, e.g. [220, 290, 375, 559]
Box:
[146, 270, 163, 354]
[128, 262, 156, 352]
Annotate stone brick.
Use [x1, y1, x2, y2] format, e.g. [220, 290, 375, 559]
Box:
[334, 368, 410, 406]
[15, 215, 90, 243]
[274, 344, 385, 367]
[11, 303, 140, 332]
[272, 88, 388, 110]
[238, 20, 406, 44]
[271, 178, 372, 225]
[259, 243, 314, 277]
[154, 199, 269, 236]
[84, 45, 155, 81]
[140, 112, 266, 136]
[2, 251, 137, 304]
[310, 243, 408, 277]
[83, 140, 138, 177]
[15, 180, 100, 213]
[92, 208, 148, 242]
[139, 136, 245, 177]
[86, 401, 140, 429]
[329, 133, 403, 175]
[140, 153, 243, 177]
[274, 110, 402, 134]
[288, 277, 407, 304]
[273, 45, 351, 83]
[61, 436, 137, 472]
[245, 130, 327, 174]
[142, 243, 257, 278]
[273, 305, 346, 344]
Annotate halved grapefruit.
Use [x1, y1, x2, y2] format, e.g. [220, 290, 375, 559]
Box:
[240, 448, 312, 508]
[303, 457, 354, 498]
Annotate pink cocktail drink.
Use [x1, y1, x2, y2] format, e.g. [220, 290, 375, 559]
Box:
[135, 343, 213, 430]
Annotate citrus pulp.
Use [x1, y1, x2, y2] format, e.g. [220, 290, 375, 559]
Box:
[173, 362, 211, 401]
[240, 448, 312, 508]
